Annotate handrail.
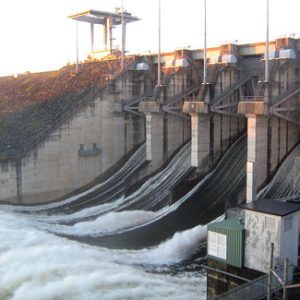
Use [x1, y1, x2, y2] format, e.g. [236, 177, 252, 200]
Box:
[164, 84, 202, 106]
[240, 96, 266, 102]
[213, 274, 268, 300]
[213, 264, 294, 300]
[212, 74, 251, 105]
[272, 84, 300, 107]
[123, 90, 154, 107]
[184, 97, 205, 102]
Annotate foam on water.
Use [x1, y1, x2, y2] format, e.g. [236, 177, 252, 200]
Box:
[119, 224, 209, 266]
[41, 210, 158, 236]
[145, 225, 206, 264]
[25, 196, 126, 224]
[0, 209, 206, 300]
[138, 215, 224, 265]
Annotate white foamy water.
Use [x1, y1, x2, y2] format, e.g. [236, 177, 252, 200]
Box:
[0, 209, 206, 300]
[23, 196, 126, 224]
[5, 142, 190, 226]
[121, 224, 208, 265]
[41, 210, 158, 236]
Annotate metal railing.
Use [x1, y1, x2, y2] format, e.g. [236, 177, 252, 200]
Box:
[184, 97, 205, 102]
[213, 264, 294, 300]
[141, 96, 157, 102]
[211, 75, 251, 105]
[240, 96, 266, 102]
[213, 274, 268, 300]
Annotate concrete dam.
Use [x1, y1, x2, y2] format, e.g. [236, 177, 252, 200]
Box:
[2, 8, 300, 297]
[2, 3, 300, 298]
[1, 36, 300, 207]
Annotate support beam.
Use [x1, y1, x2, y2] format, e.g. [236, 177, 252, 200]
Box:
[103, 18, 108, 50]
[90, 23, 94, 52]
[76, 21, 79, 74]
[121, 0, 126, 68]
[108, 17, 113, 54]
[122, 22, 127, 61]
[157, 0, 162, 86]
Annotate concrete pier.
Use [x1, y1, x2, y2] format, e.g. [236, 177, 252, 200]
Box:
[248, 116, 268, 201]
[145, 112, 165, 169]
[183, 101, 211, 169]
[190, 113, 211, 169]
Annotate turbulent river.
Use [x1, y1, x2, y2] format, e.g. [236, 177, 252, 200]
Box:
[0, 209, 206, 300]
[0, 136, 247, 299]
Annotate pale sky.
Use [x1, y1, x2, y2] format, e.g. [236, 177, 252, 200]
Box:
[0, 0, 300, 76]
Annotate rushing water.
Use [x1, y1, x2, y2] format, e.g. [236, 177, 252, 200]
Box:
[259, 143, 300, 201]
[0, 209, 206, 300]
[0, 137, 247, 299]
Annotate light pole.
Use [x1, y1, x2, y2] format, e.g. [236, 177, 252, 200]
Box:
[76, 21, 79, 74]
[265, 0, 270, 83]
[121, 0, 124, 69]
[203, 0, 207, 84]
[157, 0, 161, 86]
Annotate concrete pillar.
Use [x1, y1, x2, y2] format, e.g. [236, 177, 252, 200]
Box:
[246, 116, 268, 202]
[190, 113, 211, 169]
[90, 23, 94, 52]
[145, 113, 165, 170]
[103, 18, 108, 50]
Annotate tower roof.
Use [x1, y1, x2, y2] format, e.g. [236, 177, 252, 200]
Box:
[68, 9, 140, 25]
[241, 199, 300, 217]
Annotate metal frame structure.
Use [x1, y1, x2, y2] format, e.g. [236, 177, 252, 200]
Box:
[69, 9, 140, 56]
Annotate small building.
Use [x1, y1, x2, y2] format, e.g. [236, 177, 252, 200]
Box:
[206, 200, 300, 299]
[207, 218, 245, 268]
[207, 200, 300, 273]
[242, 199, 300, 273]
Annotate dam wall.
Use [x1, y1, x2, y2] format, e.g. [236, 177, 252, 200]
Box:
[1, 37, 300, 204]
[0, 61, 151, 204]
[0, 89, 145, 204]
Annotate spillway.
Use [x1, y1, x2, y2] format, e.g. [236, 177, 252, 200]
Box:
[54, 135, 246, 249]
[8, 143, 147, 214]
[11, 141, 192, 226]
[259, 143, 300, 201]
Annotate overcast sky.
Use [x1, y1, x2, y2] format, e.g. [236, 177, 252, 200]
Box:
[0, 0, 300, 75]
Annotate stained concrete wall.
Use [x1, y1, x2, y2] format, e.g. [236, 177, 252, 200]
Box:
[0, 71, 148, 204]
[244, 210, 299, 273]
[244, 210, 281, 273]
[166, 113, 190, 157]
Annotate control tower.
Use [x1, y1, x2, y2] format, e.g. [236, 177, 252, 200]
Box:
[69, 9, 140, 59]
